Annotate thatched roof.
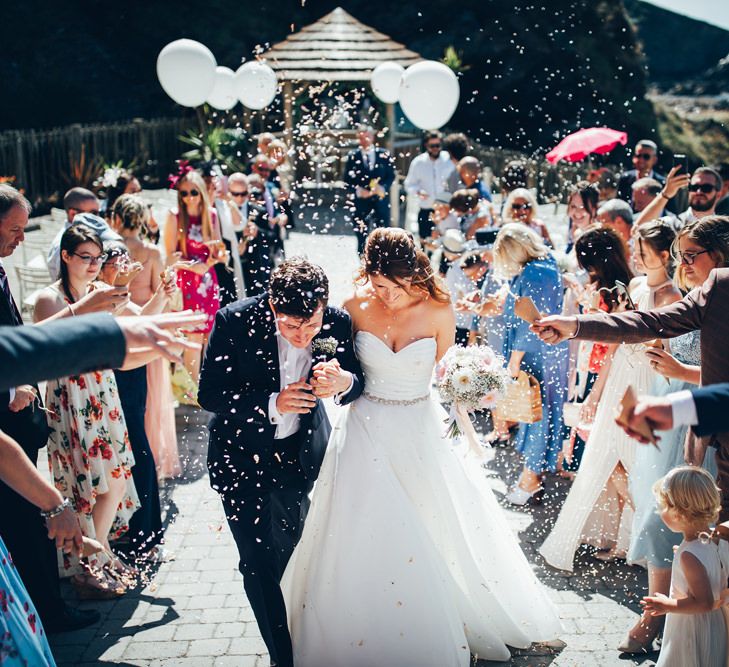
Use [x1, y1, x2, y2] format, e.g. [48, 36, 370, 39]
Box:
[259, 7, 422, 82]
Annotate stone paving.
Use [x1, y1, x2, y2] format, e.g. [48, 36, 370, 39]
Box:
[47, 230, 659, 666]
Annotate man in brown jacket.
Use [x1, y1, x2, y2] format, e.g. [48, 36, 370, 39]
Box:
[531, 267, 729, 518]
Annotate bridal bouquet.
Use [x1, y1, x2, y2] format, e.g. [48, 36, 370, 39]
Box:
[436, 344, 509, 456]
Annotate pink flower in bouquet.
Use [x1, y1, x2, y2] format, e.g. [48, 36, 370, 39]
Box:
[479, 391, 498, 409]
[435, 362, 447, 382]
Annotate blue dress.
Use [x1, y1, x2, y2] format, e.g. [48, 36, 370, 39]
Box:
[628, 330, 717, 568]
[502, 255, 569, 473]
[0, 538, 56, 666]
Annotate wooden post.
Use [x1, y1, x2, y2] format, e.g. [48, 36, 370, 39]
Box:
[283, 81, 294, 142]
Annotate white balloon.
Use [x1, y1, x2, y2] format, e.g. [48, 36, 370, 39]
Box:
[235, 61, 278, 110]
[398, 61, 460, 130]
[371, 62, 404, 104]
[156, 39, 217, 107]
[207, 66, 238, 110]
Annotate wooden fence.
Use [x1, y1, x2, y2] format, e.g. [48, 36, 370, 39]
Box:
[0, 117, 195, 207]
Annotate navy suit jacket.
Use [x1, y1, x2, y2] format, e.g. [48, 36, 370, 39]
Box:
[692, 383, 729, 438]
[198, 295, 364, 493]
[0, 314, 125, 392]
[343, 147, 396, 195]
[617, 169, 666, 204]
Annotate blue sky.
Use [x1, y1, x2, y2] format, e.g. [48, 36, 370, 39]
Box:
[642, 0, 729, 32]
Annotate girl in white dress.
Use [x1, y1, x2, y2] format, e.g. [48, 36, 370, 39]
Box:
[282, 228, 561, 666]
[642, 466, 729, 667]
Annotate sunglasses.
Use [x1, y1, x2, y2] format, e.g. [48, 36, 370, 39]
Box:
[180, 189, 200, 198]
[688, 184, 716, 194]
[672, 249, 710, 265]
[230, 190, 249, 198]
[511, 203, 532, 211]
[72, 252, 108, 265]
[634, 153, 653, 160]
[427, 143, 442, 149]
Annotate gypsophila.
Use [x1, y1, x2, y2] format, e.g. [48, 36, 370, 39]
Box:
[436, 344, 509, 438]
[312, 336, 338, 357]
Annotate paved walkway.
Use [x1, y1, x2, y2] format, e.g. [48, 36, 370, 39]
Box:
[48, 230, 658, 666]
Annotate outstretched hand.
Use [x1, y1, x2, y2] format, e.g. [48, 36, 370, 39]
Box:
[530, 315, 578, 344]
[118, 311, 206, 365]
[615, 395, 672, 444]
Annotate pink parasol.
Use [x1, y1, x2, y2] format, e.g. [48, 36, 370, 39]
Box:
[545, 127, 628, 165]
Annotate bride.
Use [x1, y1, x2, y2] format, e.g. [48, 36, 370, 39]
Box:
[282, 228, 561, 665]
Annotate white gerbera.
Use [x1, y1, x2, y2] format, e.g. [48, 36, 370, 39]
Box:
[453, 368, 474, 392]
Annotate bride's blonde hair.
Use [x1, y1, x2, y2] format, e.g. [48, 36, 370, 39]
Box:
[355, 228, 450, 303]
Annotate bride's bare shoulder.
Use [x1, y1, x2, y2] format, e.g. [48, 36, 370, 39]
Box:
[342, 286, 375, 313]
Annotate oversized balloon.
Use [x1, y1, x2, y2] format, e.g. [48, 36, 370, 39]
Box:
[156, 39, 217, 107]
[207, 66, 238, 110]
[235, 61, 278, 110]
[371, 62, 404, 104]
[398, 61, 460, 130]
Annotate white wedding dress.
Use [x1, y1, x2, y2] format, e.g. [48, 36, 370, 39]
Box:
[281, 331, 562, 666]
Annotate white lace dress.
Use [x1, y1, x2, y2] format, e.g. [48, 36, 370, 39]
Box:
[281, 331, 562, 666]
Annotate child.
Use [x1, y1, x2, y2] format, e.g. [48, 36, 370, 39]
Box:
[642, 466, 729, 667]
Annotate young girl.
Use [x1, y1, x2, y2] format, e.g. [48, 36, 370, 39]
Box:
[642, 466, 729, 667]
[34, 224, 140, 597]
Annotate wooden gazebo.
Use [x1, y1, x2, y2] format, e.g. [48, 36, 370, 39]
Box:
[259, 7, 423, 154]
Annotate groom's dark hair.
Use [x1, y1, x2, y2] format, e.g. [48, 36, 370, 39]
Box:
[268, 257, 329, 319]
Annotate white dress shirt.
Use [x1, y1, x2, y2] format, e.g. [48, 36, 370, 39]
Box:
[404, 151, 455, 209]
[668, 389, 699, 427]
[268, 330, 313, 440]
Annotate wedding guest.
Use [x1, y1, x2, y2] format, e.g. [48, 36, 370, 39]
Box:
[563, 225, 634, 475]
[597, 198, 633, 248]
[620, 219, 725, 654]
[451, 188, 491, 239]
[404, 130, 454, 245]
[502, 187, 553, 247]
[447, 248, 487, 346]
[540, 223, 678, 569]
[714, 163, 729, 215]
[247, 170, 288, 286]
[497, 160, 529, 218]
[226, 172, 266, 297]
[343, 125, 396, 254]
[457, 156, 492, 202]
[631, 177, 663, 214]
[636, 166, 722, 228]
[266, 139, 295, 229]
[597, 169, 618, 202]
[111, 195, 181, 480]
[442, 132, 469, 193]
[0, 185, 99, 632]
[99, 243, 166, 560]
[0, 429, 84, 664]
[565, 180, 600, 252]
[47, 188, 121, 280]
[491, 224, 568, 504]
[617, 139, 665, 203]
[202, 171, 239, 307]
[34, 225, 140, 598]
[163, 170, 225, 386]
[642, 467, 728, 667]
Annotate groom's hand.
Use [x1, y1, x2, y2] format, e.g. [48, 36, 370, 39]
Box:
[276, 378, 317, 414]
[311, 360, 352, 399]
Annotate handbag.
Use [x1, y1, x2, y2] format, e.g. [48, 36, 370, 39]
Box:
[493, 371, 543, 424]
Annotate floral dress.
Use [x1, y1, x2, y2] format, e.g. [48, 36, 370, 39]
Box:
[45, 367, 140, 572]
[0, 538, 55, 666]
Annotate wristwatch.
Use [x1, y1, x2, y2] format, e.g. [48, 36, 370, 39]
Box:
[40, 497, 71, 520]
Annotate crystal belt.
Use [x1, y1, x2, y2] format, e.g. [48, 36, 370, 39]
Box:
[362, 391, 430, 406]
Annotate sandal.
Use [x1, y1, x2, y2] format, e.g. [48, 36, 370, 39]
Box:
[71, 572, 124, 600]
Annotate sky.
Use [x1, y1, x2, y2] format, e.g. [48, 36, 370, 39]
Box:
[642, 0, 729, 32]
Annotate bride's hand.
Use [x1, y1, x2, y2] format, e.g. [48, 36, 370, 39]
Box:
[311, 360, 352, 398]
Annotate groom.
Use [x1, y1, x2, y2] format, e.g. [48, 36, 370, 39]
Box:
[198, 257, 364, 667]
